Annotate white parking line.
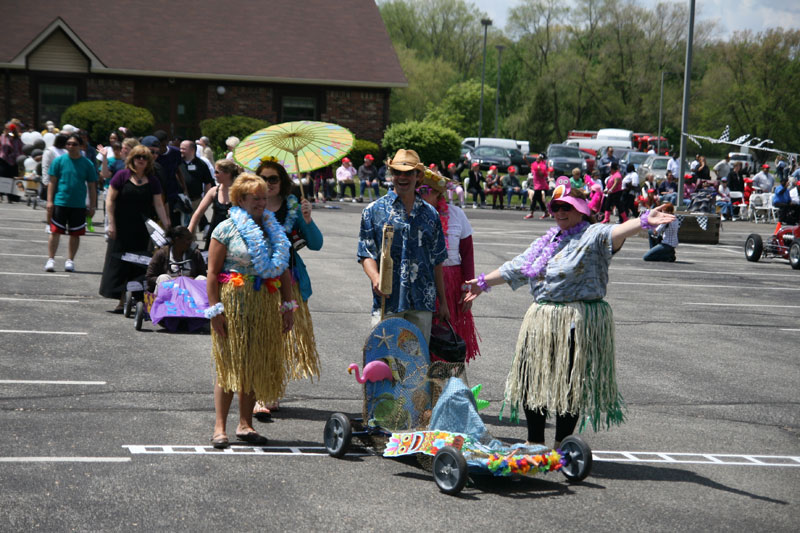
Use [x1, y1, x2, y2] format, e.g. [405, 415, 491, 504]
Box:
[0, 272, 69, 277]
[0, 380, 106, 385]
[780, 328, 800, 332]
[684, 303, 800, 309]
[592, 451, 800, 467]
[0, 237, 48, 243]
[0, 253, 60, 258]
[124, 445, 368, 457]
[0, 330, 87, 335]
[612, 267, 798, 278]
[0, 457, 130, 463]
[613, 281, 800, 291]
[0, 297, 79, 303]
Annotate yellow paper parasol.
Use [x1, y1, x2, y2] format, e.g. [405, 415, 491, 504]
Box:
[233, 121, 355, 177]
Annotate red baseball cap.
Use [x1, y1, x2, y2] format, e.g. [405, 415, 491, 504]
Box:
[429, 163, 437, 169]
[447, 163, 456, 169]
[489, 165, 498, 170]
[471, 161, 479, 167]
[761, 163, 769, 169]
[364, 154, 374, 161]
[547, 167, 554, 173]
[508, 166, 517, 173]
[342, 157, 351, 163]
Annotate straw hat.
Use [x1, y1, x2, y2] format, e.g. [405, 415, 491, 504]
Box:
[388, 149, 425, 172]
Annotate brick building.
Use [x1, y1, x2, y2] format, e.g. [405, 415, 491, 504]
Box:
[0, 0, 406, 143]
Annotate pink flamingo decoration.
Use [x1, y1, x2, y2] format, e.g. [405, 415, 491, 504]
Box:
[348, 361, 393, 383]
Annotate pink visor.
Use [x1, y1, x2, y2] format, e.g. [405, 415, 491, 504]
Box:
[548, 176, 591, 216]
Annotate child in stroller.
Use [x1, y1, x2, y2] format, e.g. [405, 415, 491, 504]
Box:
[145, 226, 207, 294]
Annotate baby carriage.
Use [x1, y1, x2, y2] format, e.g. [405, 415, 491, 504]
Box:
[323, 318, 592, 496]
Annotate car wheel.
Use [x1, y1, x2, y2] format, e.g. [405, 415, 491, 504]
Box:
[790, 241, 800, 270]
[433, 446, 468, 495]
[744, 234, 762, 262]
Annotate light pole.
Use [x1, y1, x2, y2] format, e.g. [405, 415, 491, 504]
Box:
[478, 18, 492, 147]
[494, 44, 505, 138]
[678, 0, 696, 208]
[657, 70, 665, 154]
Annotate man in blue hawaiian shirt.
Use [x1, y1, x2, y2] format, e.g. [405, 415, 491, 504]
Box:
[357, 148, 449, 343]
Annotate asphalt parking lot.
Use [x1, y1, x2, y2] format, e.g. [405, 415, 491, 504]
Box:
[1, 200, 798, 532]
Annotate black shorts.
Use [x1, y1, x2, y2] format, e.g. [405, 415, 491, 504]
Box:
[50, 205, 87, 235]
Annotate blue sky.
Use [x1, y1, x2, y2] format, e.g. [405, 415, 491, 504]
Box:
[471, 0, 800, 38]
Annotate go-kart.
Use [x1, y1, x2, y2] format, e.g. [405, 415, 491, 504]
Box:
[744, 222, 800, 270]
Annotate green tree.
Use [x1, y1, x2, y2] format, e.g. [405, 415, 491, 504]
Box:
[424, 79, 495, 138]
[390, 46, 458, 124]
[60, 100, 153, 143]
[199, 115, 269, 156]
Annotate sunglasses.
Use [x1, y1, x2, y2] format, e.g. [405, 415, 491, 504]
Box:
[391, 169, 416, 177]
[550, 202, 574, 213]
[416, 185, 433, 194]
[261, 175, 280, 185]
[134, 154, 149, 161]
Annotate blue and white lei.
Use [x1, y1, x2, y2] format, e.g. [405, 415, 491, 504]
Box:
[283, 195, 300, 233]
[229, 206, 290, 279]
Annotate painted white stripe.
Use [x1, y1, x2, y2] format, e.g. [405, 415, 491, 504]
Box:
[780, 328, 800, 332]
[592, 451, 800, 466]
[684, 302, 800, 309]
[0, 380, 106, 385]
[123, 445, 368, 457]
[0, 457, 130, 463]
[613, 281, 800, 291]
[0, 253, 60, 258]
[0, 238, 48, 243]
[612, 267, 798, 278]
[0, 330, 87, 335]
[0, 297, 79, 303]
[0, 272, 69, 277]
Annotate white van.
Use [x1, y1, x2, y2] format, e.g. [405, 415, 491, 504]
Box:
[463, 137, 530, 155]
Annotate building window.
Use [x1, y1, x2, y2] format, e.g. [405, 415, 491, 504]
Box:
[281, 96, 316, 122]
[38, 83, 78, 127]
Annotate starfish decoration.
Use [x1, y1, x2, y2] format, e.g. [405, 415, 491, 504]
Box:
[471, 384, 490, 411]
[375, 328, 394, 349]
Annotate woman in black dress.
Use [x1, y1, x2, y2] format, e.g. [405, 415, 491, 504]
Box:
[188, 159, 239, 250]
[99, 145, 171, 312]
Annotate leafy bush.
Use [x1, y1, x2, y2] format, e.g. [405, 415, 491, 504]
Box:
[347, 139, 381, 166]
[424, 79, 495, 138]
[60, 100, 154, 143]
[199, 115, 270, 157]
[382, 121, 461, 166]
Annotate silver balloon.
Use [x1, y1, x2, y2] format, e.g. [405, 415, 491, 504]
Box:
[43, 132, 55, 147]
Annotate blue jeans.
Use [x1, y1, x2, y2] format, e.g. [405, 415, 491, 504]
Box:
[716, 200, 733, 218]
[644, 233, 675, 262]
[360, 179, 379, 199]
[506, 188, 526, 206]
[661, 192, 677, 205]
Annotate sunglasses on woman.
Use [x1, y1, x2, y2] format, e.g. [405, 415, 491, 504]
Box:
[550, 202, 574, 213]
[416, 185, 433, 195]
[133, 154, 148, 161]
[261, 175, 280, 185]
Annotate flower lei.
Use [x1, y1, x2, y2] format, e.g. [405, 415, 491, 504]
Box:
[282, 195, 300, 233]
[520, 221, 589, 279]
[435, 196, 449, 248]
[229, 206, 290, 279]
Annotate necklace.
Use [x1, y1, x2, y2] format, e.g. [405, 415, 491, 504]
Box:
[229, 206, 290, 279]
[520, 221, 589, 279]
[282, 195, 300, 233]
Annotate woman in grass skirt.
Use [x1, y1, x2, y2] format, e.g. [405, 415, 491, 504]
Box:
[206, 173, 298, 449]
[464, 176, 676, 448]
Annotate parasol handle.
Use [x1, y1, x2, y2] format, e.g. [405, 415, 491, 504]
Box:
[292, 152, 306, 200]
[378, 224, 394, 320]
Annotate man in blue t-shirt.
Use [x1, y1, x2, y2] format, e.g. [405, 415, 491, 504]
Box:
[45, 133, 98, 272]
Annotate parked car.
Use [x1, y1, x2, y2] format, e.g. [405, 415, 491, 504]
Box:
[620, 151, 651, 171]
[467, 145, 530, 174]
[546, 144, 588, 177]
[637, 155, 671, 181]
[729, 152, 756, 174]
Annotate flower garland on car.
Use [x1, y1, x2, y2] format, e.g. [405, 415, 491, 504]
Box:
[520, 221, 589, 279]
[229, 206, 290, 279]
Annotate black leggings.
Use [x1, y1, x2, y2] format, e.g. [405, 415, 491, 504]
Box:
[522, 329, 579, 444]
[469, 187, 485, 204]
[530, 189, 548, 213]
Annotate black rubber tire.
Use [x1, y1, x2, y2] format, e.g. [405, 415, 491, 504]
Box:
[123, 292, 134, 318]
[745, 234, 763, 262]
[323, 413, 352, 458]
[433, 446, 468, 495]
[790, 241, 800, 270]
[559, 435, 593, 483]
[134, 301, 145, 331]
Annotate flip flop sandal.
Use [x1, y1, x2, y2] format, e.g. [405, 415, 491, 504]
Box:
[211, 433, 229, 449]
[235, 431, 268, 445]
[253, 404, 272, 422]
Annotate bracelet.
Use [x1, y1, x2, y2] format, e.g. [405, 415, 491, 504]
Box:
[203, 302, 224, 319]
[639, 209, 656, 230]
[279, 300, 299, 314]
[476, 273, 491, 293]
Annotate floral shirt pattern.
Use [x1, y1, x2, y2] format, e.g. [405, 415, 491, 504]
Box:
[211, 218, 260, 276]
[358, 191, 447, 314]
[499, 223, 614, 302]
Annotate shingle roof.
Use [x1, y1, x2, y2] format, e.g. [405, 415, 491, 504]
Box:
[0, 0, 407, 87]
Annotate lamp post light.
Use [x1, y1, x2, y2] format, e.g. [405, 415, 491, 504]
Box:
[478, 18, 492, 147]
[494, 44, 505, 138]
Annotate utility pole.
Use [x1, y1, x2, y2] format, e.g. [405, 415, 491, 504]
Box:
[478, 18, 492, 146]
[658, 70, 665, 154]
[494, 44, 505, 138]
[678, 0, 696, 208]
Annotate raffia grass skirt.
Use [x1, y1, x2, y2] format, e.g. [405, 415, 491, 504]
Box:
[504, 300, 625, 431]
[442, 265, 481, 361]
[284, 284, 320, 381]
[211, 282, 287, 404]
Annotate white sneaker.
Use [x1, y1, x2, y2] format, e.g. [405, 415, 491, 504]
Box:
[64, 259, 75, 272]
[44, 258, 55, 272]
[472, 203, 478, 209]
